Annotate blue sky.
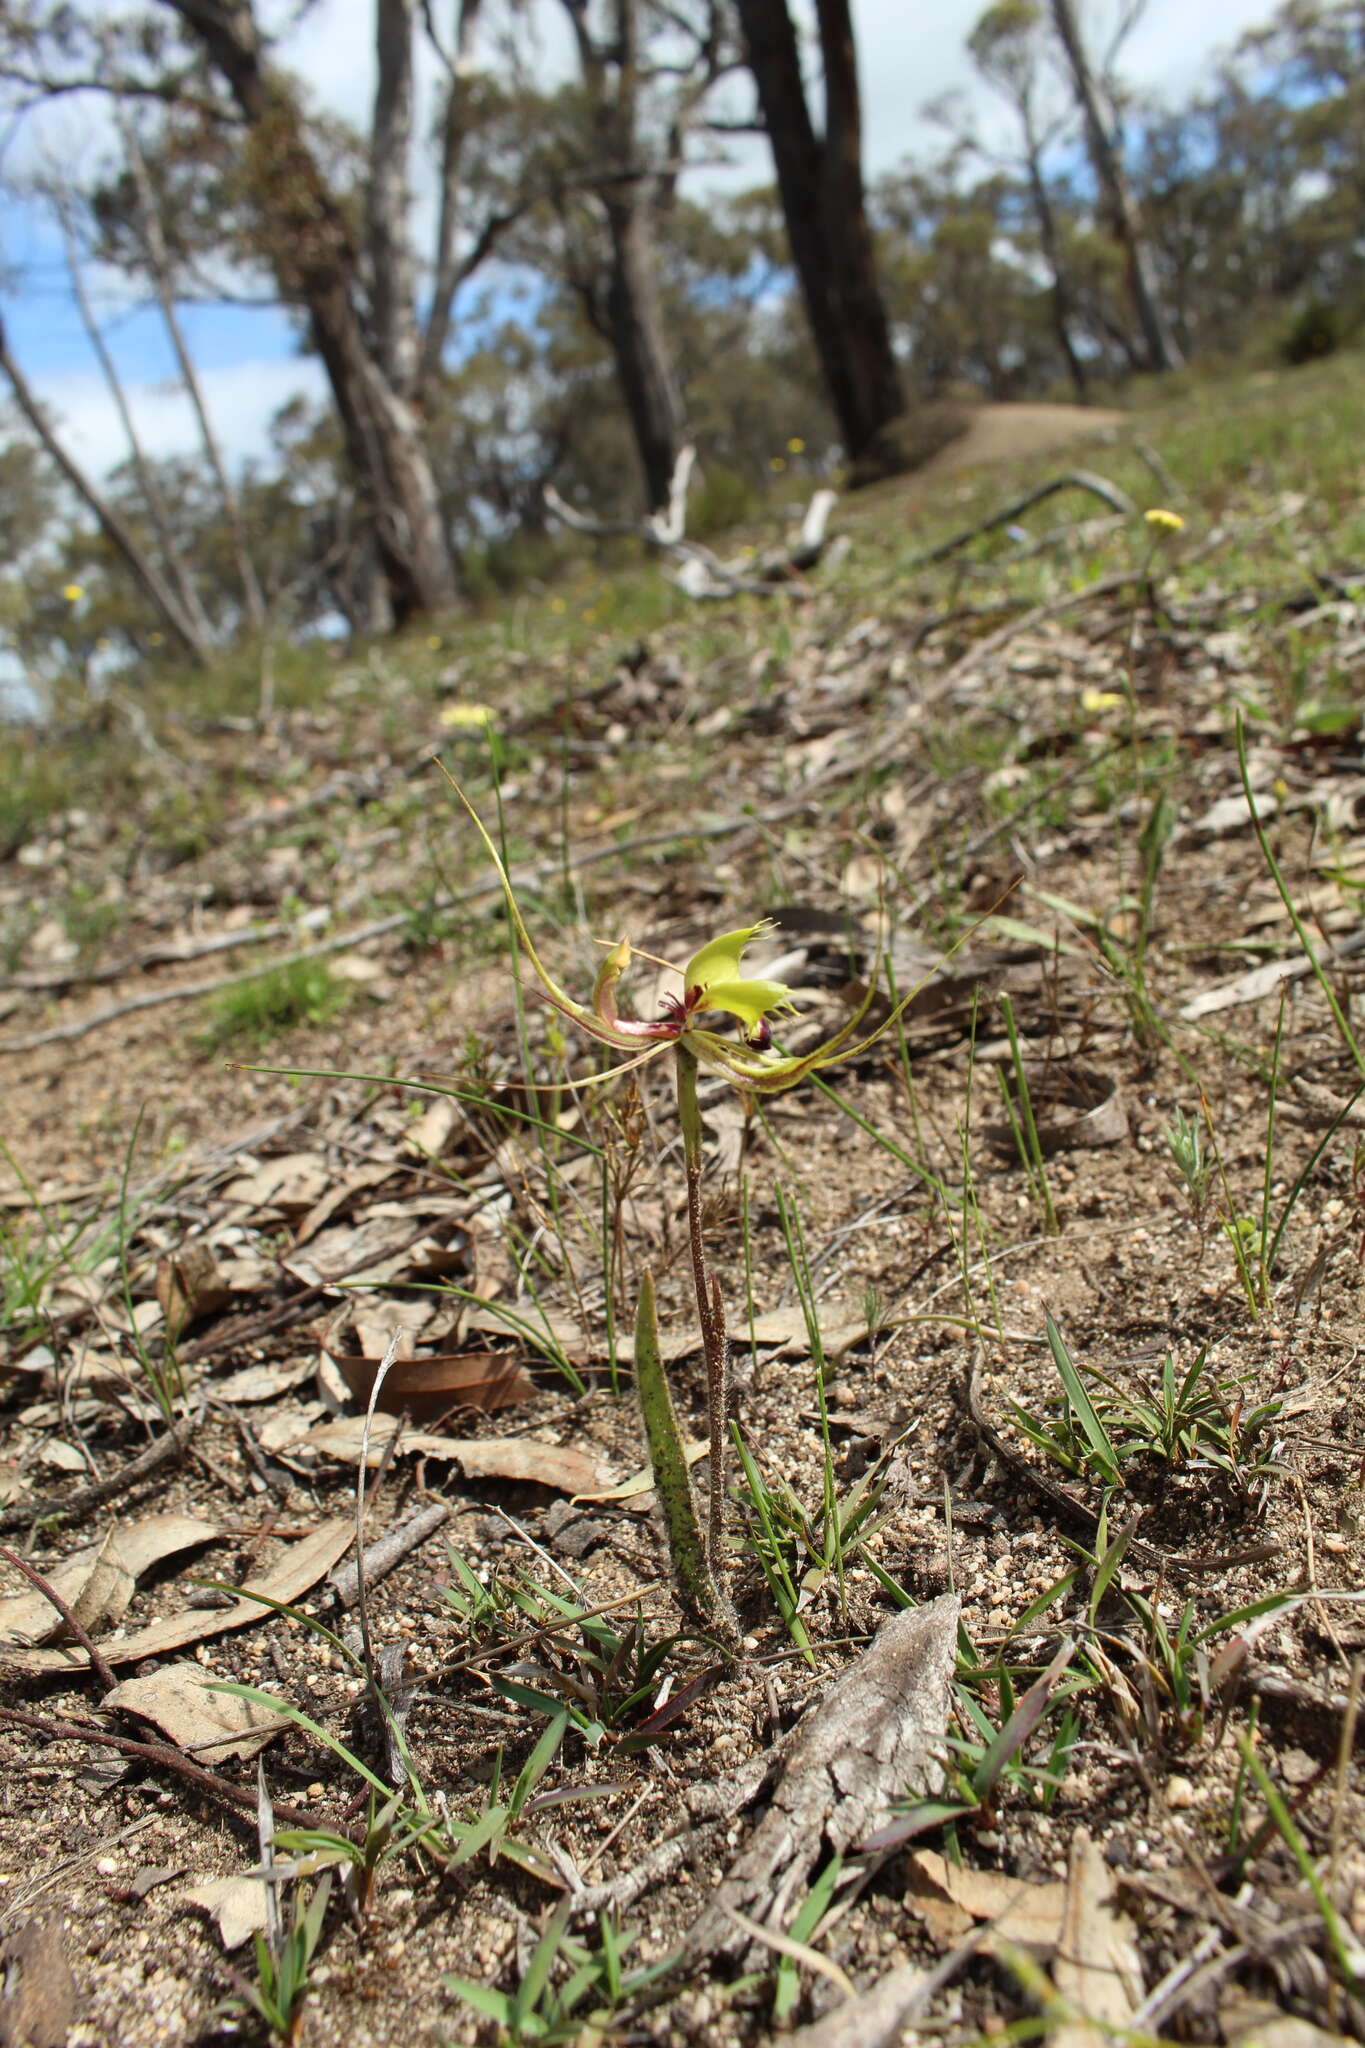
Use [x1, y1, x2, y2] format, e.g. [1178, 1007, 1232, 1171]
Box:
[1, 0, 1283, 481]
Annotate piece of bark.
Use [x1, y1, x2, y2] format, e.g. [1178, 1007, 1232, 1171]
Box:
[678, 1594, 959, 1964]
[0, 1915, 78, 2048]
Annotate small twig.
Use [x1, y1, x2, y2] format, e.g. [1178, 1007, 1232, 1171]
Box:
[1329, 1657, 1364, 1883]
[0, 1409, 197, 1535]
[0, 788, 844, 1057]
[0, 1704, 324, 1830]
[326, 1500, 451, 1612]
[0, 1543, 119, 1693]
[1244, 1660, 1365, 1740]
[906, 470, 1136, 570]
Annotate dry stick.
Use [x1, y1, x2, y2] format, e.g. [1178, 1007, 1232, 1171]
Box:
[0, 1409, 197, 1535]
[926, 515, 1244, 699]
[7, 910, 328, 994]
[0, 787, 842, 1057]
[0, 1543, 119, 1694]
[327, 1501, 451, 1613]
[905, 470, 1136, 570]
[1244, 1661, 1365, 1741]
[0, 1704, 322, 1830]
[1329, 1657, 1364, 1884]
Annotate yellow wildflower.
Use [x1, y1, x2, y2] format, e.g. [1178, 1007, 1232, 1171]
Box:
[1144, 508, 1185, 534]
[439, 703, 495, 731]
[786, 437, 805, 454]
[1081, 687, 1124, 713]
[62, 582, 84, 603]
[769, 456, 786, 473]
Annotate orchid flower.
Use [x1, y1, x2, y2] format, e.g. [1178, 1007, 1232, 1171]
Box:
[449, 777, 900, 1096]
[446, 766, 938, 1642]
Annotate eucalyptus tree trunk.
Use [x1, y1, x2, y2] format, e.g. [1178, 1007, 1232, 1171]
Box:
[56, 202, 217, 643]
[418, 0, 484, 399]
[734, 0, 904, 470]
[369, 0, 420, 395]
[1047, 0, 1183, 374]
[159, 0, 458, 622]
[116, 107, 268, 634]
[603, 192, 687, 514]
[0, 316, 213, 667]
[559, 0, 687, 514]
[1022, 141, 1090, 401]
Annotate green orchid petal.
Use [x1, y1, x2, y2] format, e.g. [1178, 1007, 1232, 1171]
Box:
[694, 976, 796, 1032]
[683, 922, 778, 995]
[440, 766, 596, 1030]
[593, 937, 632, 1026]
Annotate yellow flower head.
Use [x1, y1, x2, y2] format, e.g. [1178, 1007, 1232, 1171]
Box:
[769, 456, 786, 473]
[62, 583, 84, 603]
[1144, 508, 1185, 534]
[439, 702, 495, 731]
[786, 437, 806, 455]
[426, 634, 443, 651]
[1081, 687, 1124, 713]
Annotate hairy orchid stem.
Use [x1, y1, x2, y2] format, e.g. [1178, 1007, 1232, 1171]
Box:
[677, 1042, 729, 1568]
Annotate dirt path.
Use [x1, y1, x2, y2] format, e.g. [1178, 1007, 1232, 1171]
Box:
[916, 399, 1129, 483]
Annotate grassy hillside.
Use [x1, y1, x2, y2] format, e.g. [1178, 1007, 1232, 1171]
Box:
[1, 350, 1364, 2048]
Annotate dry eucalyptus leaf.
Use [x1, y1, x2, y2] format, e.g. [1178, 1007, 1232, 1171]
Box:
[1181, 956, 1304, 1020]
[907, 1849, 1067, 1953]
[657, 1303, 869, 1365]
[37, 1440, 91, 1474]
[1, 1518, 352, 1677]
[460, 1304, 589, 1362]
[293, 1164, 396, 1247]
[212, 1359, 314, 1405]
[402, 1096, 460, 1158]
[155, 1243, 233, 1341]
[222, 1152, 331, 1214]
[572, 1440, 708, 1509]
[180, 1876, 270, 1952]
[284, 1212, 467, 1288]
[783, 1962, 927, 2048]
[296, 1415, 606, 1492]
[0, 1514, 219, 1647]
[1220, 1996, 1353, 2048]
[105, 1661, 289, 1764]
[1051, 1831, 1143, 2047]
[332, 1347, 536, 1420]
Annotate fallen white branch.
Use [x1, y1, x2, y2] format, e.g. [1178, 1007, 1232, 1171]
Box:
[544, 443, 843, 599]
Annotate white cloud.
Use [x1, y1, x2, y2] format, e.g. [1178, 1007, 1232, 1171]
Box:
[30, 355, 330, 482]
